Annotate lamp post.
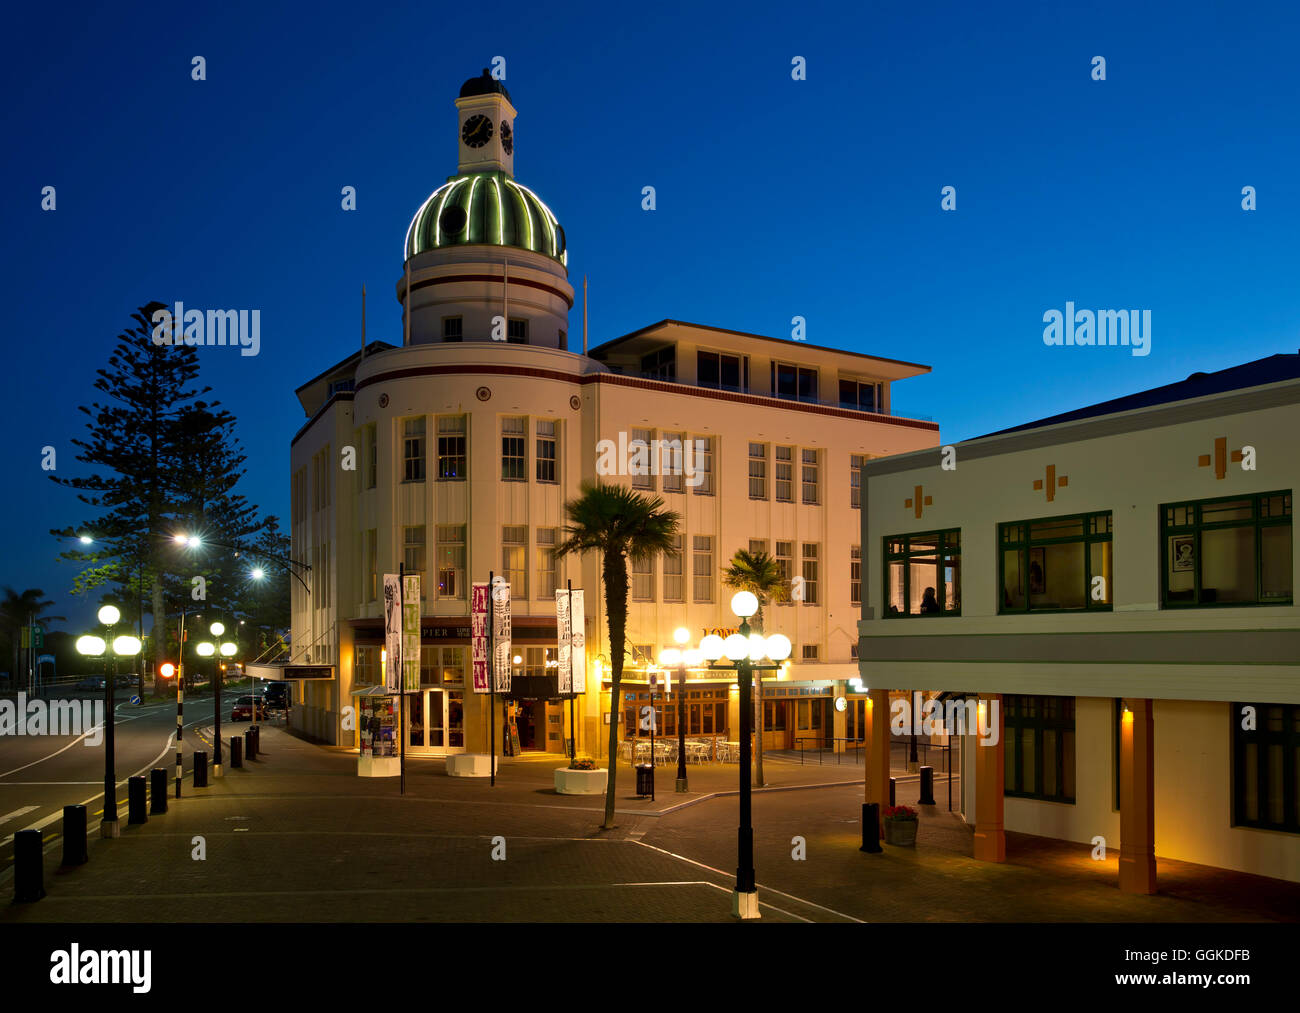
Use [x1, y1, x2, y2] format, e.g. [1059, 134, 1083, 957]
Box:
[75, 605, 141, 839]
[658, 626, 694, 793]
[698, 591, 792, 919]
[197, 621, 238, 775]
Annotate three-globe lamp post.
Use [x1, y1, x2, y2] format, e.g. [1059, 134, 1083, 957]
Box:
[657, 626, 699, 793]
[75, 605, 142, 838]
[196, 621, 238, 775]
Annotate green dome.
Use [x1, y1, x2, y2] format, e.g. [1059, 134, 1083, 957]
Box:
[405, 172, 567, 266]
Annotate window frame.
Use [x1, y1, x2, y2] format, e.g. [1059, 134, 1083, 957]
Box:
[1232, 701, 1300, 833]
[1004, 694, 1076, 804]
[883, 529, 962, 617]
[997, 511, 1113, 615]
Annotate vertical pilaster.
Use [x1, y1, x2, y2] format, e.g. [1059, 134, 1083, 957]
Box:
[864, 688, 891, 838]
[973, 693, 1005, 862]
[1119, 698, 1157, 894]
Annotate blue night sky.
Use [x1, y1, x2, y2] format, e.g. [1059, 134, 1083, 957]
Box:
[4, 0, 1299, 628]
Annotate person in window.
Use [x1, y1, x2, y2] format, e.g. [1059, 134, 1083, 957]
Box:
[919, 587, 941, 614]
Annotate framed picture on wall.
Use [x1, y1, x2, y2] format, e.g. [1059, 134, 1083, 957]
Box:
[1028, 548, 1046, 594]
[1171, 534, 1195, 572]
[602, 712, 612, 725]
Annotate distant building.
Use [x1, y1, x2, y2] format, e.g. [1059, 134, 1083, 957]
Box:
[858, 354, 1300, 886]
[286, 71, 938, 760]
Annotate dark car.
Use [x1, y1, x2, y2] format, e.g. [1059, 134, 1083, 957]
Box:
[231, 695, 266, 721]
[262, 683, 292, 711]
[76, 676, 107, 691]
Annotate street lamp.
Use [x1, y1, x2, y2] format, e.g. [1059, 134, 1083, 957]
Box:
[658, 625, 694, 793]
[76, 605, 141, 838]
[696, 591, 791, 919]
[197, 621, 238, 775]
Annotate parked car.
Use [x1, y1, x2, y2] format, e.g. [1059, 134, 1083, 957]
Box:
[262, 683, 292, 711]
[231, 695, 265, 721]
[76, 676, 107, 691]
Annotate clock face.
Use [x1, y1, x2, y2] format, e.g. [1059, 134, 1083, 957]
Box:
[461, 114, 493, 148]
[500, 120, 513, 155]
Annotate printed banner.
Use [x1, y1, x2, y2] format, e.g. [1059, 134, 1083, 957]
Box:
[570, 589, 586, 694]
[383, 574, 402, 692]
[403, 574, 421, 692]
[492, 578, 512, 693]
[556, 590, 572, 695]
[471, 582, 489, 693]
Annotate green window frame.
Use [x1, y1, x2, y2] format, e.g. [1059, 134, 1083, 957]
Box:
[1160, 490, 1292, 608]
[998, 511, 1112, 614]
[1232, 702, 1299, 834]
[882, 529, 961, 617]
[1004, 695, 1076, 803]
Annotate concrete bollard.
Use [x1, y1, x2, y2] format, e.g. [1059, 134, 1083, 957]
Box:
[61, 805, 88, 867]
[14, 829, 46, 902]
[889, 776, 896, 808]
[150, 768, 168, 814]
[859, 803, 882, 854]
[230, 735, 242, 768]
[919, 765, 936, 805]
[245, 729, 255, 761]
[194, 750, 208, 787]
[127, 775, 148, 824]
[252, 724, 262, 756]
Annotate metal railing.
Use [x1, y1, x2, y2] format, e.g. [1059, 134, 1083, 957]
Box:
[794, 737, 954, 773]
[794, 736, 864, 764]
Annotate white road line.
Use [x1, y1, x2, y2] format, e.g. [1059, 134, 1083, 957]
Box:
[0, 806, 38, 825]
[0, 709, 161, 779]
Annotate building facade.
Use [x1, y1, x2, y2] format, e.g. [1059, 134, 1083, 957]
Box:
[286, 72, 939, 761]
[857, 354, 1300, 885]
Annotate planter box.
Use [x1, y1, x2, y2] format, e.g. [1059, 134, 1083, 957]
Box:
[884, 819, 918, 847]
[447, 753, 498, 778]
[554, 767, 609, 795]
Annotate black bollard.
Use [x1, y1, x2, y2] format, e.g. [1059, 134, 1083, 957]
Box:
[127, 776, 148, 824]
[919, 765, 936, 805]
[150, 768, 168, 814]
[889, 776, 896, 808]
[61, 805, 88, 867]
[859, 803, 882, 853]
[245, 729, 255, 761]
[253, 724, 263, 756]
[14, 829, 46, 902]
[194, 750, 208, 787]
[230, 735, 242, 768]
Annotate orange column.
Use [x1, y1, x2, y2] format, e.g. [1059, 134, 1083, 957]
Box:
[1118, 698, 1157, 894]
[863, 688, 891, 839]
[973, 693, 1005, 862]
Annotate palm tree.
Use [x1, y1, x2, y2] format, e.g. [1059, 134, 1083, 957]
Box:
[0, 587, 66, 688]
[722, 549, 791, 787]
[554, 482, 679, 829]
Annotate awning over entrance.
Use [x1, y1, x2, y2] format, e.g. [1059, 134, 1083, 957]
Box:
[350, 685, 395, 697]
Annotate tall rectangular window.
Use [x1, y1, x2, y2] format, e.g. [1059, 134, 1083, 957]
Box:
[501, 417, 526, 481]
[507, 318, 528, 343]
[535, 420, 557, 483]
[442, 316, 463, 342]
[437, 415, 466, 480]
[631, 552, 654, 602]
[366, 528, 378, 603]
[403, 525, 426, 599]
[502, 525, 527, 598]
[692, 437, 713, 495]
[885, 529, 961, 616]
[354, 645, 377, 685]
[1161, 491, 1292, 607]
[749, 539, 768, 556]
[850, 454, 865, 509]
[661, 432, 685, 493]
[403, 417, 426, 482]
[1005, 695, 1076, 803]
[697, 350, 748, 391]
[850, 546, 861, 605]
[772, 362, 819, 402]
[838, 378, 882, 412]
[775, 446, 794, 502]
[537, 528, 557, 599]
[801, 448, 820, 504]
[631, 428, 654, 490]
[748, 442, 768, 500]
[366, 423, 377, 489]
[775, 541, 794, 604]
[640, 346, 676, 380]
[663, 533, 684, 602]
[692, 535, 713, 602]
[801, 543, 819, 605]
[999, 512, 1111, 613]
[1233, 701, 1300, 832]
[436, 524, 465, 600]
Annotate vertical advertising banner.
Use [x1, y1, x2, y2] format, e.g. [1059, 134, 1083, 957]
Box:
[570, 589, 586, 694]
[471, 582, 489, 693]
[492, 578, 512, 693]
[556, 590, 572, 695]
[383, 574, 402, 692]
[403, 574, 421, 693]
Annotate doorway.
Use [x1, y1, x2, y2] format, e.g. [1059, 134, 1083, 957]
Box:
[405, 690, 466, 753]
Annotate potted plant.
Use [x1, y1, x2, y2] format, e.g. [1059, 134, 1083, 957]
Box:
[555, 756, 608, 795]
[568, 757, 598, 771]
[883, 805, 919, 846]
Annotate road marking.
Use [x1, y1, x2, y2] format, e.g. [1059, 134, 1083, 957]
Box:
[0, 806, 38, 825]
[0, 708, 164, 779]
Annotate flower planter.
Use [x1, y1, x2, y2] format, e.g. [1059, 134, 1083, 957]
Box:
[884, 819, 918, 847]
[554, 767, 609, 795]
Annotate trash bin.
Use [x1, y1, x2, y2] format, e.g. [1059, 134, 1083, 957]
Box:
[635, 763, 654, 798]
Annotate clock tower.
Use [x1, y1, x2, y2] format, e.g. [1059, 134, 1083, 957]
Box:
[455, 68, 516, 176]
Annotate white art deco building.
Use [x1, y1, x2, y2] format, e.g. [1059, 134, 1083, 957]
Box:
[286, 71, 938, 759]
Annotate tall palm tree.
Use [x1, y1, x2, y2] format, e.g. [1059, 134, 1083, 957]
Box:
[555, 482, 679, 829]
[722, 549, 791, 787]
[0, 587, 66, 687]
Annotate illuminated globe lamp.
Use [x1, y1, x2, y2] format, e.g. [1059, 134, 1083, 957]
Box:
[673, 626, 691, 646]
[699, 634, 725, 661]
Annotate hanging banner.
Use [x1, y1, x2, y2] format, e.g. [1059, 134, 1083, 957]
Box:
[471, 582, 489, 693]
[556, 590, 572, 695]
[492, 578, 512, 693]
[383, 574, 403, 692]
[403, 574, 421, 692]
[570, 589, 586, 694]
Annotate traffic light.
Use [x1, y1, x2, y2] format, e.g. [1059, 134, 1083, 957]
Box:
[159, 662, 176, 679]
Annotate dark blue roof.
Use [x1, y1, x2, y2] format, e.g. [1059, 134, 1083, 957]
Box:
[980, 352, 1300, 438]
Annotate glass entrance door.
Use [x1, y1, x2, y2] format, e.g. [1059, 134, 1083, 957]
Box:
[406, 690, 466, 754]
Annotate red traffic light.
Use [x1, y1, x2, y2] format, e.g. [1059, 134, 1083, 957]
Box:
[159, 662, 176, 678]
